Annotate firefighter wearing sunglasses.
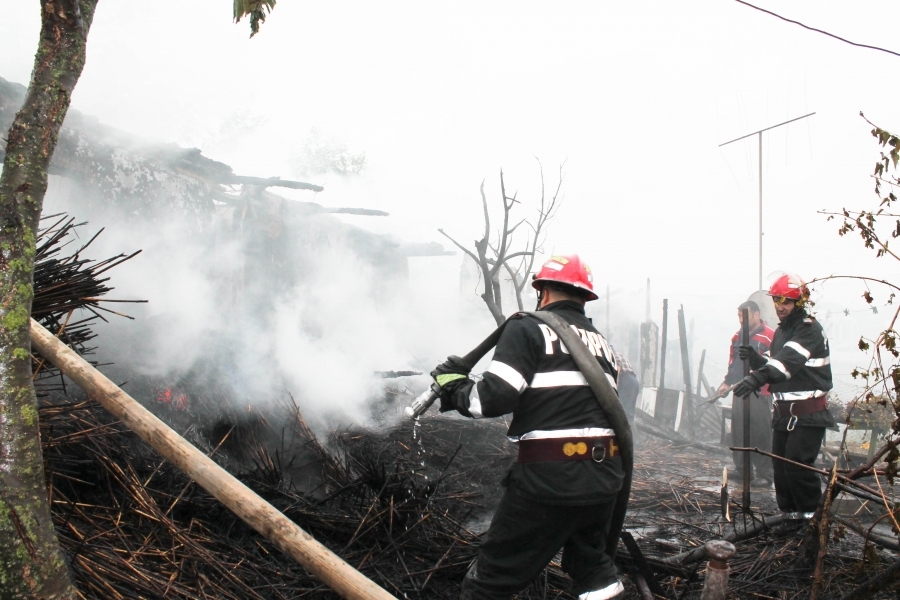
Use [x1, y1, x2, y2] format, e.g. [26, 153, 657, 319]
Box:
[732, 273, 835, 532]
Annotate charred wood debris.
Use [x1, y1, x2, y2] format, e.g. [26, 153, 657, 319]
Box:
[31, 217, 900, 599]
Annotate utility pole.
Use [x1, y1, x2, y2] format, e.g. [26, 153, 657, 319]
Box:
[719, 112, 815, 291]
[645, 278, 651, 322]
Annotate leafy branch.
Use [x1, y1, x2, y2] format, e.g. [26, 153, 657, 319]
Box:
[233, 0, 276, 38]
[801, 117, 900, 580]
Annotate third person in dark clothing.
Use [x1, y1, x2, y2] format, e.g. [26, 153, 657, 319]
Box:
[612, 349, 638, 423]
[717, 300, 775, 486]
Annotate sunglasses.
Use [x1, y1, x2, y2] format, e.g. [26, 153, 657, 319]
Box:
[771, 296, 795, 306]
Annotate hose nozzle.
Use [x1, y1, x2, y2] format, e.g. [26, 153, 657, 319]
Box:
[404, 383, 441, 419]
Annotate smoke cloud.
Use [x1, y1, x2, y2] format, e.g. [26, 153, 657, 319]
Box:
[41, 170, 495, 435]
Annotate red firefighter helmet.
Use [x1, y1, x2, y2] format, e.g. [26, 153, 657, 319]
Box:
[531, 254, 598, 301]
[767, 273, 809, 303]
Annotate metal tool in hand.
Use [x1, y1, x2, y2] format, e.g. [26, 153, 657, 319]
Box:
[403, 321, 511, 419]
[703, 383, 737, 405]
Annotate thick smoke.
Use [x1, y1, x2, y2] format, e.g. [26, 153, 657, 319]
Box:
[40, 174, 491, 434]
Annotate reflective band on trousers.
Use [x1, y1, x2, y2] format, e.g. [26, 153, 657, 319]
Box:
[579, 581, 625, 600]
[772, 390, 828, 401]
[782, 511, 815, 520]
[509, 427, 616, 442]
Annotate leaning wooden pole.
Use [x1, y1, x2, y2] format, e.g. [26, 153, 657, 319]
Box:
[29, 318, 396, 600]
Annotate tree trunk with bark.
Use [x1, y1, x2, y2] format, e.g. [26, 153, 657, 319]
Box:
[0, 2, 98, 597]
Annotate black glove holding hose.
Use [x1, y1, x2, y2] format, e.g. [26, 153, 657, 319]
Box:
[430, 355, 472, 413]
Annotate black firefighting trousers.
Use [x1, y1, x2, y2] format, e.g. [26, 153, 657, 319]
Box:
[460, 489, 618, 600]
[772, 426, 826, 514]
[731, 395, 774, 480]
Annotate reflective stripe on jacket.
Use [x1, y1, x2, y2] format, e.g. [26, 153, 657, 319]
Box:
[758, 307, 836, 430]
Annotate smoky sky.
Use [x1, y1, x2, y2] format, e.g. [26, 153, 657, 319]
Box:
[3, 0, 900, 400]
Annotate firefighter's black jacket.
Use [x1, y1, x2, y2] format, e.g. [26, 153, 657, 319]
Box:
[445, 301, 624, 505]
[755, 306, 836, 431]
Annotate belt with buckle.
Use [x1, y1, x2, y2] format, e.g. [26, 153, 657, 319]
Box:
[775, 396, 827, 431]
[516, 436, 619, 463]
[774, 396, 827, 418]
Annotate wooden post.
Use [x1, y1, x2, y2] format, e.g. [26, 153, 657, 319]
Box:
[639, 321, 659, 388]
[659, 299, 669, 389]
[677, 305, 694, 434]
[28, 318, 396, 600]
[696, 349, 706, 398]
[700, 540, 736, 600]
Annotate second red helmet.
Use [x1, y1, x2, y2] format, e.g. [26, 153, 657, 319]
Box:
[531, 254, 598, 301]
[767, 273, 809, 301]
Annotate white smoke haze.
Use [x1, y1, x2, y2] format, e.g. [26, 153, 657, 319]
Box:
[40, 173, 503, 434]
[39, 154, 893, 430]
[5, 0, 900, 425]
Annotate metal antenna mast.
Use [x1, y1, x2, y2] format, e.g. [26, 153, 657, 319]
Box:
[719, 112, 815, 291]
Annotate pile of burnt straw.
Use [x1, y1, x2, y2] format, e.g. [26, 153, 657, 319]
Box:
[41, 390, 554, 600]
[40, 378, 900, 600]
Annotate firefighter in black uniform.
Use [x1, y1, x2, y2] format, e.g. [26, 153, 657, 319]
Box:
[733, 274, 835, 529]
[432, 254, 625, 600]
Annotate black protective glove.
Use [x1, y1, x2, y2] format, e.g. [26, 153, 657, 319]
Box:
[738, 345, 767, 369]
[733, 371, 767, 399]
[430, 356, 472, 413]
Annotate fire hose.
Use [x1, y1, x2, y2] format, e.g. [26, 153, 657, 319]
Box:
[404, 311, 633, 561]
[29, 318, 396, 600]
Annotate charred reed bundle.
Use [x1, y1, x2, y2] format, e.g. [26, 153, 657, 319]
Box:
[31, 213, 144, 394]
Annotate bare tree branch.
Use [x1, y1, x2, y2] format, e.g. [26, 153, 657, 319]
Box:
[499, 260, 522, 311]
[808, 274, 900, 294]
[499, 251, 535, 264]
[479, 180, 490, 241]
[441, 165, 563, 325]
[521, 160, 564, 287]
[490, 171, 512, 280]
[437, 229, 479, 265]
